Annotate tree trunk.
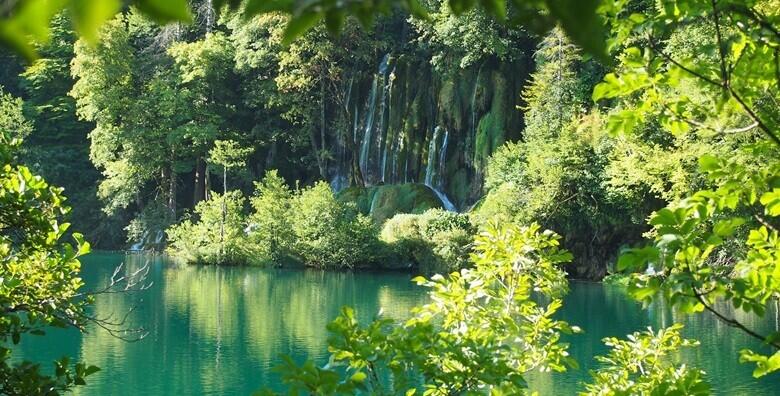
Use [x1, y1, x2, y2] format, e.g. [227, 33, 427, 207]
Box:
[264, 140, 277, 170]
[168, 165, 176, 217]
[309, 126, 327, 179]
[220, 166, 226, 260]
[194, 157, 205, 206]
[205, 170, 211, 201]
[320, 78, 328, 176]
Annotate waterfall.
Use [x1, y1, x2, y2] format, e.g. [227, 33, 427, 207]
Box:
[129, 230, 149, 252]
[154, 230, 164, 245]
[330, 173, 348, 192]
[424, 126, 457, 211]
[430, 187, 457, 212]
[359, 76, 378, 176]
[438, 129, 449, 187]
[358, 53, 391, 183]
[380, 66, 395, 183]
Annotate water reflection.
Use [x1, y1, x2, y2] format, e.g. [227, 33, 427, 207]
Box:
[13, 254, 780, 395]
[525, 281, 780, 395]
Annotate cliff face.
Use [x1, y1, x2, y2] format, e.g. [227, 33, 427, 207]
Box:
[328, 53, 531, 210]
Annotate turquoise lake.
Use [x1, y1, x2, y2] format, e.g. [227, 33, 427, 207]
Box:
[15, 252, 780, 395]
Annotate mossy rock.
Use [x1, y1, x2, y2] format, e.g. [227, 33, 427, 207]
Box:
[337, 183, 444, 224]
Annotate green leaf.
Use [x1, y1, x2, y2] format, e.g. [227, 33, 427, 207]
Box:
[759, 189, 780, 216]
[545, 0, 607, 62]
[135, 0, 192, 24]
[0, 0, 65, 61]
[244, 0, 295, 16]
[479, 0, 507, 20]
[281, 12, 322, 45]
[617, 246, 659, 271]
[713, 218, 745, 237]
[698, 155, 720, 173]
[84, 365, 101, 376]
[70, 0, 121, 43]
[650, 208, 678, 227]
[349, 371, 367, 383]
[606, 109, 642, 135]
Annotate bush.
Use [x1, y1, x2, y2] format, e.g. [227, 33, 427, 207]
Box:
[167, 171, 390, 269]
[167, 191, 249, 265]
[381, 209, 474, 274]
[289, 181, 384, 269]
[246, 170, 294, 264]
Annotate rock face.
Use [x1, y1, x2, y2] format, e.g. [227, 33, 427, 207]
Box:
[329, 54, 531, 209]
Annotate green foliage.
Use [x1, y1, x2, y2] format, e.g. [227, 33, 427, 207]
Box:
[596, 0, 780, 379]
[617, 144, 780, 377]
[412, 2, 530, 71]
[0, 88, 32, 144]
[168, 172, 386, 269]
[581, 324, 711, 396]
[262, 223, 579, 395]
[246, 170, 294, 264]
[595, 0, 779, 144]
[209, 140, 254, 173]
[167, 190, 248, 265]
[289, 181, 383, 269]
[380, 208, 474, 274]
[0, 117, 98, 393]
[475, 29, 647, 278]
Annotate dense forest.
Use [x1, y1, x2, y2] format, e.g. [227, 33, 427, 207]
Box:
[4, 0, 769, 278]
[1, 0, 779, 394]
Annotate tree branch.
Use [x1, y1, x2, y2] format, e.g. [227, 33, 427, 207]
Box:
[693, 289, 780, 349]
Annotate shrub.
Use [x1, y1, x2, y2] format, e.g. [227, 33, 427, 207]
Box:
[167, 191, 248, 265]
[246, 170, 294, 264]
[381, 208, 474, 274]
[167, 172, 388, 269]
[289, 181, 383, 269]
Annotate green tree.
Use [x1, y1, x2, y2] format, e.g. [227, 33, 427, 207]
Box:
[168, 32, 240, 205]
[0, 100, 99, 394]
[262, 223, 579, 395]
[289, 181, 381, 269]
[0, 88, 31, 143]
[247, 170, 294, 264]
[208, 139, 253, 258]
[598, 0, 780, 377]
[581, 324, 711, 396]
[167, 190, 248, 264]
[380, 208, 474, 274]
[0, 0, 609, 66]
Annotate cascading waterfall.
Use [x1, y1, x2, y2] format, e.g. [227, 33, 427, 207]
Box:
[358, 54, 391, 181]
[438, 129, 449, 185]
[431, 186, 457, 212]
[129, 230, 149, 252]
[380, 66, 395, 183]
[359, 76, 378, 176]
[423, 126, 457, 211]
[330, 52, 525, 207]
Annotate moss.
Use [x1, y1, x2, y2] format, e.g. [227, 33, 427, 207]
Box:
[449, 168, 471, 208]
[337, 183, 444, 224]
[337, 186, 376, 213]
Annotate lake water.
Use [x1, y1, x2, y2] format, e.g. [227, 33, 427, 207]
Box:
[15, 252, 780, 395]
